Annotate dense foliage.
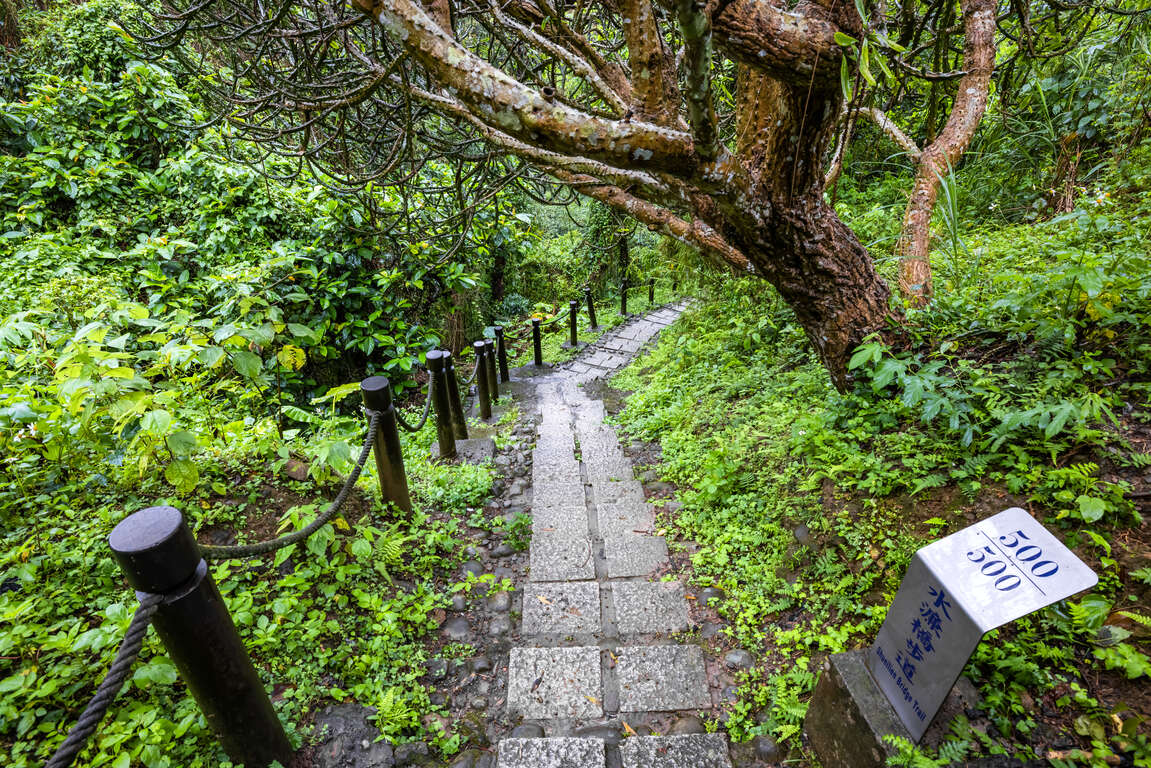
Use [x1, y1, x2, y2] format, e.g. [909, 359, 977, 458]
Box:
[2, 0, 1149, 765]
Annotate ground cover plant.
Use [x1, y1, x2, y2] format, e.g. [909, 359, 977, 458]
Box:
[612, 145, 1151, 764]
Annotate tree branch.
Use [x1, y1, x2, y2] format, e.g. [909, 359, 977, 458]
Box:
[695, 0, 845, 88]
[552, 169, 750, 271]
[360, 0, 697, 174]
[859, 107, 921, 158]
[488, 0, 629, 116]
[402, 80, 678, 203]
[621, 0, 683, 126]
[675, 0, 719, 160]
[896, 0, 995, 302]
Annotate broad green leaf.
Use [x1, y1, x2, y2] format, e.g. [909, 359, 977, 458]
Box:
[140, 409, 172, 434]
[198, 346, 226, 368]
[164, 459, 200, 493]
[133, 658, 178, 687]
[166, 431, 198, 456]
[288, 323, 316, 340]
[859, 40, 876, 86]
[349, 538, 372, 561]
[231, 350, 263, 378]
[1076, 494, 1107, 522]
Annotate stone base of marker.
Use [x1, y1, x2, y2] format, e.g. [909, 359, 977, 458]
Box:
[433, 437, 496, 464]
[560, 341, 586, 351]
[804, 649, 911, 768]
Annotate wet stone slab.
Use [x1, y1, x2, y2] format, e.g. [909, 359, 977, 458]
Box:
[529, 532, 595, 582]
[616, 645, 712, 712]
[593, 478, 646, 502]
[620, 735, 732, 768]
[497, 737, 606, 768]
[596, 501, 656, 539]
[507, 647, 603, 719]
[585, 458, 635, 484]
[533, 462, 581, 487]
[523, 582, 601, 635]
[604, 535, 668, 578]
[532, 482, 586, 510]
[531, 504, 589, 538]
[613, 581, 690, 635]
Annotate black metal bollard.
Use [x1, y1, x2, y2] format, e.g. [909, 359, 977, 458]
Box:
[360, 377, 414, 514]
[444, 351, 469, 440]
[648, 278, 655, 304]
[425, 351, 456, 459]
[532, 319, 543, 367]
[673, 277, 678, 293]
[621, 279, 629, 316]
[483, 339, 499, 401]
[567, 300, 579, 347]
[494, 326, 510, 383]
[585, 289, 598, 329]
[108, 507, 293, 768]
[474, 341, 492, 420]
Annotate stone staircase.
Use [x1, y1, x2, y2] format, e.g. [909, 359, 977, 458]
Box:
[497, 302, 732, 768]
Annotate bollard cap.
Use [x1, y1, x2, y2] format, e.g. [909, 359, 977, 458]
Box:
[569, 299, 578, 307]
[426, 349, 446, 372]
[482, 338, 495, 350]
[531, 318, 540, 327]
[361, 376, 393, 411]
[494, 326, 504, 338]
[109, 506, 202, 593]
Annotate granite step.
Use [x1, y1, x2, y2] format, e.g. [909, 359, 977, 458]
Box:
[604, 534, 668, 578]
[620, 734, 732, 768]
[616, 645, 711, 712]
[613, 581, 690, 635]
[522, 582, 601, 636]
[506, 646, 603, 719]
[496, 737, 605, 768]
[529, 531, 596, 582]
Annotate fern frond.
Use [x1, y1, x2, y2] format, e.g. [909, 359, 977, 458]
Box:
[1119, 610, 1151, 630]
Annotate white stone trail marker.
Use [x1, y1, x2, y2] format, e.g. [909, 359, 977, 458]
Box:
[868, 507, 1097, 741]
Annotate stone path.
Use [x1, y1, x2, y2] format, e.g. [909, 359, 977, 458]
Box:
[498, 302, 733, 768]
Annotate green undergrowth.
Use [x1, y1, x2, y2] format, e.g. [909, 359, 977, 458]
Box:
[1, 371, 504, 768]
[612, 159, 1151, 764]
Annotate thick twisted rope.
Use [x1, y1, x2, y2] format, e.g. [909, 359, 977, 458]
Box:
[200, 411, 380, 560]
[394, 378, 432, 433]
[44, 593, 163, 768]
[539, 306, 570, 327]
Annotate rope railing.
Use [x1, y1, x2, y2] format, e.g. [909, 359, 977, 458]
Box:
[44, 594, 163, 768]
[200, 410, 380, 560]
[394, 378, 433, 433]
[43, 413, 384, 767]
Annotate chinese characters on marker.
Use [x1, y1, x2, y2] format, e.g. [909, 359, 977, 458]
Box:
[896, 585, 953, 684]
